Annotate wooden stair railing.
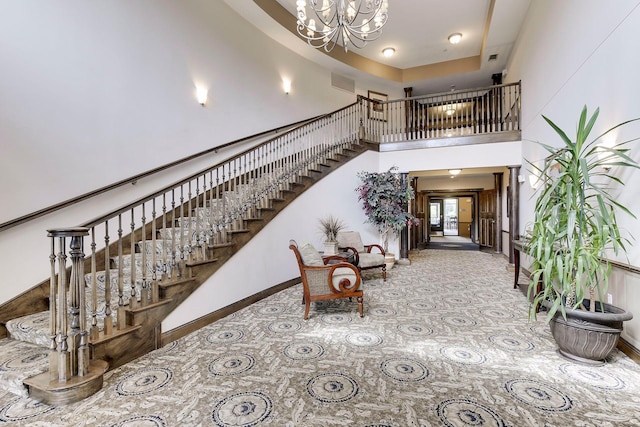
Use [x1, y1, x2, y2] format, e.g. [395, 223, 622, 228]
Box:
[7, 98, 368, 404]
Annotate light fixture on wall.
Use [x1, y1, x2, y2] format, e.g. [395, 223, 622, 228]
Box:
[529, 173, 541, 190]
[596, 141, 616, 172]
[196, 86, 208, 106]
[283, 79, 292, 94]
[296, 0, 389, 52]
[448, 32, 462, 44]
[382, 47, 395, 57]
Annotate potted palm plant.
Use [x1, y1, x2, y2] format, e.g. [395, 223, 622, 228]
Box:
[527, 105, 639, 365]
[318, 215, 346, 255]
[355, 166, 418, 268]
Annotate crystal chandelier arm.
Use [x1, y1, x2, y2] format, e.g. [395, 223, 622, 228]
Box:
[296, 0, 388, 53]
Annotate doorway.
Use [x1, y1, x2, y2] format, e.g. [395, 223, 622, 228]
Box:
[443, 198, 458, 236]
[425, 194, 477, 244]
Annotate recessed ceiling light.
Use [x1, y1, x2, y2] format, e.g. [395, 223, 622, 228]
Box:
[382, 47, 395, 57]
[448, 33, 463, 44]
[449, 169, 462, 175]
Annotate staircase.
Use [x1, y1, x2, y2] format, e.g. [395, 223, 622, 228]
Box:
[0, 106, 370, 404]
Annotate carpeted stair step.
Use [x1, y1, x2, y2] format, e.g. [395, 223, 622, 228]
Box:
[0, 338, 49, 397]
[110, 253, 171, 277]
[4, 311, 50, 347]
[6, 279, 137, 347]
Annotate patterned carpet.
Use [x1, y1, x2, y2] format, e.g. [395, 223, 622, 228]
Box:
[1, 249, 640, 426]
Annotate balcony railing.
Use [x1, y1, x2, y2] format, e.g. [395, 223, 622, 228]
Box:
[363, 82, 521, 144]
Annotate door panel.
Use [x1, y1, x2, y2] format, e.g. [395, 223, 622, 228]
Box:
[429, 200, 443, 234]
[479, 189, 496, 248]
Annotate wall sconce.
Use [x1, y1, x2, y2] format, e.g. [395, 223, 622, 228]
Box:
[196, 86, 208, 106]
[596, 143, 615, 172]
[283, 79, 291, 95]
[529, 173, 541, 190]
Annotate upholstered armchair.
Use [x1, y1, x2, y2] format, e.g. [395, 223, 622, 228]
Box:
[336, 231, 386, 281]
[289, 240, 363, 320]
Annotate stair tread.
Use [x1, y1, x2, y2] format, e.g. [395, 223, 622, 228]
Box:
[5, 311, 51, 347]
[0, 338, 49, 397]
[6, 286, 136, 348]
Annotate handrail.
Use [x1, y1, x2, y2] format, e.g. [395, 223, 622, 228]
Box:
[375, 82, 520, 104]
[80, 101, 359, 228]
[0, 116, 321, 233]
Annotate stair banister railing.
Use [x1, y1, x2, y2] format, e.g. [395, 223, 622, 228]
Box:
[52, 99, 363, 351]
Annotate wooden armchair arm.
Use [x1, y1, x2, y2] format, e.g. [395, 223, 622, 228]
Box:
[322, 255, 349, 265]
[326, 262, 361, 293]
[364, 244, 385, 256]
[302, 262, 361, 294]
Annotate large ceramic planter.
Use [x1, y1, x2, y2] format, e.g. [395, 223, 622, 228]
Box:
[384, 253, 396, 271]
[543, 299, 633, 365]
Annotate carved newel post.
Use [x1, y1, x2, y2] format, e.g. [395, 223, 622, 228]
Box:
[47, 227, 90, 382]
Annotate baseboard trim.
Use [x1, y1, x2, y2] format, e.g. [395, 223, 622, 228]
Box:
[618, 337, 640, 365]
[161, 277, 300, 346]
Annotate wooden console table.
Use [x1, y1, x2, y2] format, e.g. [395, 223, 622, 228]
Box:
[512, 239, 528, 289]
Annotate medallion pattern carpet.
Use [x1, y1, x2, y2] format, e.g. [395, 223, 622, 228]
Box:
[1, 250, 640, 426]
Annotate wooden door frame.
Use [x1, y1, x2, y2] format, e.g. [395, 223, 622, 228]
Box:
[423, 189, 482, 243]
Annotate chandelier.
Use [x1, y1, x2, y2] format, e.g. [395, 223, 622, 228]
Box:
[296, 0, 389, 52]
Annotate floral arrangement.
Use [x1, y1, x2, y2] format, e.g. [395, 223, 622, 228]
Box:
[355, 166, 418, 251]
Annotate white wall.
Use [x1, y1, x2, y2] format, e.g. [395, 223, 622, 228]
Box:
[0, 0, 358, 223]
[380, 141, 521, 173]
[0, 1, 391, 305]
[506, 0, 640, 347]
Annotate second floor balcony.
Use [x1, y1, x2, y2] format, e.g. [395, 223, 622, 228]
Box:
[362, 82, 521, 151]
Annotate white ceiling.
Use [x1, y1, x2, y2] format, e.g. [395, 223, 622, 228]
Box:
[227, 0, 531, 95]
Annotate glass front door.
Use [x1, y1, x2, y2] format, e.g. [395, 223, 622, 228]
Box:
[429, 200, 443, 234]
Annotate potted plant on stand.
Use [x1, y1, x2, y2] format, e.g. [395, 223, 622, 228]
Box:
[356, 166, 418, 269]
[527, 105, 639, 365]
[318, 215, 346, 255]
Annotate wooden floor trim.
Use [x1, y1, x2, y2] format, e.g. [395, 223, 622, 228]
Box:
[619, 338, 640, 365]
